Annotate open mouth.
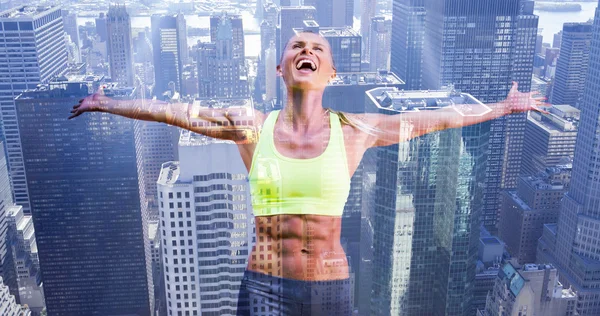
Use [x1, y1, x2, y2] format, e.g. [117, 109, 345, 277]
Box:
[295, 59, 317, 71]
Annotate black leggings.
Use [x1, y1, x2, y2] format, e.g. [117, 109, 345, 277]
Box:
[236, 270, 354, 316]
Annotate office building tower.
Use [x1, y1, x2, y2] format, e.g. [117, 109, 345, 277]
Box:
[264, 42, 277, 102]
[390, 0, 426, 90]
[62, 10, 79, 59]
[0, 277, 29, 316]
[317, 27, 362, 73]
[158, 99, 255, 316]
[0, 5, 69, 214]
[521, 105, 579, 176]
[369, 16, 392, 72]
[322, 72, 403, 308]
[499, 166, 571, 265]
[0, 141, 17, 300]
[543, 47, 560, 79]
[176, 13, 189, 65]
[366, 87, 489, 316]
[479, 263, 577, 316]
[360, 0, 377, 60]
[554, 30, 563, 48]
[210, 13, 244, 59]
[6, 205, 44, 313]
[537, 4, 600, 314]
[15, 80, 152, 315]
[95, 12, 107, 42]
[549, 23, 593, 108]
[535, 33, 544, 54]
[303, 0, 353, 27]
[107, 5, 135, 87]
[152, 14, 185, 96]
[197, 18, 249, 98]
[397, 0, 539, 232]
[472, 236, 505, 314]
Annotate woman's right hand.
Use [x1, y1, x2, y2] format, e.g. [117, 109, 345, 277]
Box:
[68, 86, 114, 120]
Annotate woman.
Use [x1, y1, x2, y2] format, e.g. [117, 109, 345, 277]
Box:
[69, 31, 546, 315]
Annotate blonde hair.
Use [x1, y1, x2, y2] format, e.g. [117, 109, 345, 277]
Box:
[325, 108, 381, 137]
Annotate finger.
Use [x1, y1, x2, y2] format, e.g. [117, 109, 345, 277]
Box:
[510, 81, 519, 93]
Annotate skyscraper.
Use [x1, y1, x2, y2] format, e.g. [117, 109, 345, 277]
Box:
[197, 18, 249, 98]
[210, 13, 244, 60]
[0, 277, 29, 316]
[537, 4, 600, 315]
[398, 0, 538, 232]
[303, 0, 354, 27]
[318, 27, 362, 73]
[107, 5, 135, 87]
[521, 105, 579, 176]
[15, 80, 151, 315]
[152, 14, 185, 96]
[0, 4, 69, 214]
[390, 0, 426, 90]
[366, 87, 489, 316]
[360, 0, 377, 60]
[369, 16, 392, 72]
[158, 100, 254, 316]
[549, 23, 593, 108]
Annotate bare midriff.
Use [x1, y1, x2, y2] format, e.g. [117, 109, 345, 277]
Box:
[247, 214, 349, 281]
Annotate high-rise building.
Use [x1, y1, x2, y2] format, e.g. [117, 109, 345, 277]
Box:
[0, 276, 29, 316]
[95, 12, 107, 42]
[554, 30, 563, 48]
[6, 205, 44, 313]
[15, 80, 152, 315]
[152, 14, 185, 96]
[62, 10, 80, 59]
[499, 166, 571, 265]
[210, 13, 244, 60]
[521, 105, 579, 176]
[158, 99, 255, 316]
[318, 27, 362, 73]
[390, 0, 426, 90]
[366, 87, 489, 316]
[303, 0, 353, 27]
[537, 4, 600, 314]
[0, 4, 69, 214]
[176, 13, 189, 65]
[397, 0, 539, 232]
[197, 18, 249, 99]
[360, 0, 377, 60]
[549, 23, 593, 108]
[0, 141, 17, 299]
[369, 16, 392, 72]
[472, 236, 505, 314]
[479, 263, 577, 316]
[107, 5, 135, 87]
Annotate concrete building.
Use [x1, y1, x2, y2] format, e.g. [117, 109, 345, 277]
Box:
[369, 16, 392, 72]
[0, 4, 69, 214]
[210, 13, 244, 60]
[0, 276, 30, 316]
[367, 87, 488, 315]
[197, 17, 249, 99]
[537, 4, 600, 314]
[15, 80, 152, 315]
[107, 5, 135, 87]
[319, 27, 362, 73]
[549, 23, 593, 108]
[480, 263, 577, 316]
[499, 166, 571, 265]
[360, 0, 377, 60]
[521, 105, 579, 177]
[152, 14, 186, 96]
[390, 0, 426, 90]
[158, 99, 254, 316]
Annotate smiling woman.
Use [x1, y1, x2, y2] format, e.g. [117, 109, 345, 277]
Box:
[69, 29, 547, 315]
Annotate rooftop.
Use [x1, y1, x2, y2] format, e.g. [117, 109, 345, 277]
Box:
[0, 4, 59, 19]
[328, 72, 404, 86]
[366, 87, 484, 113]
[157, 161, 180, 185]
[481, 237, 502, 245]
[178, 130, 235, 147]
[319, 27, 360, 38]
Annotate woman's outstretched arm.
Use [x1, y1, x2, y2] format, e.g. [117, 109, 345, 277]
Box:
[359, 82, 548, 148]
[68, 88, 264, 144]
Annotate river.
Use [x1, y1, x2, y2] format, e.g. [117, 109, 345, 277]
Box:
[535, 1, 597, 43]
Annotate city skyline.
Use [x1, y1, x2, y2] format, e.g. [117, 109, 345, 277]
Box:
[0, 0, 598, 315]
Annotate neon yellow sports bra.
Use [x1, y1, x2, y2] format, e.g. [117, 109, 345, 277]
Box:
[247, 110, 351, 217]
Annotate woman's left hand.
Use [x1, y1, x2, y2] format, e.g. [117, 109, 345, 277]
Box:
[501, 81, 550, 115]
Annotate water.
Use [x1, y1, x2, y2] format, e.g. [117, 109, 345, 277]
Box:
[535, 1, 597, 43]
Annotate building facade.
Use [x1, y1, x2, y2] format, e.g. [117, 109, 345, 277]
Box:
[151, 14, 185, 96]
[0, 4, 69, 214]
[107, 5, 135, 87]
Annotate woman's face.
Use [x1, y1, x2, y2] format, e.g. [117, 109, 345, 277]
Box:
[277, 32, 336, 91]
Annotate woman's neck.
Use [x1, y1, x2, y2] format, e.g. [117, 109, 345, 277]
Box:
[282, 88, 327, 133]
